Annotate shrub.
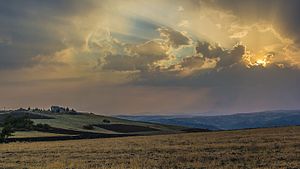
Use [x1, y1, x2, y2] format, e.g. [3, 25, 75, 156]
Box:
[35, 123, 51, 130]
[103, 119, 111, 123]
[83, 125, 94, 130]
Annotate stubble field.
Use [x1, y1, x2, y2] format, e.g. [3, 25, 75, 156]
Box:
[0, 126, 299, 169]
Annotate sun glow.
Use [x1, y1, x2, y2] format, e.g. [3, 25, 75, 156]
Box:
[254, 59, 268, 67]
[243, 50, 273, 68]
[245, 57, 271, 68]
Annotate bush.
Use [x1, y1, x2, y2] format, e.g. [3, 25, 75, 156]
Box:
[103, 119, 111, 123]
[35, 123, 51, 130]
[83, 125, 94, 130]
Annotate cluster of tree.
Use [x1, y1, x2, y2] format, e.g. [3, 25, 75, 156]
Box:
[82, 119, 111, 130]
[0, 116, 50, 143]
[16, 107, 48, 113]
[31, 108, 47, 112]
[0, 116, 33, 142]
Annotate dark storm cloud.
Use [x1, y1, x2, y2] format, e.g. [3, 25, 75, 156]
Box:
[180, 55, 205, 69]
[158, 27, 191, 48]
[135, 62, 300, 90]
[0, 0, 95, 17]
[0, 0, 97, 70]
[99, 30, 297, 90]
[196, 41, 245, 68]
[129, 38, 298, 89]
[101, 27, 191, 72]
[1, 0, 300, 114]
[103, 41, 167, 71]
[209, 0, 300, 45]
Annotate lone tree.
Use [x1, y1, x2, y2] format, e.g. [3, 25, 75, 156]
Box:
[0, 124, 14, 142]
[0, 115, 34, 143]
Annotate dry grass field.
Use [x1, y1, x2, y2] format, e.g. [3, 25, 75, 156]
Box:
[0, 126, 299, 169]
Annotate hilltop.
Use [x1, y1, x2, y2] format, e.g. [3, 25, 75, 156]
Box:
[0, 106, 196, 142]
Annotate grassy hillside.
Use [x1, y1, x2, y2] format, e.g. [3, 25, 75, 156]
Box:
[0, 109, 188, 140]
[0, 126, 299, 169]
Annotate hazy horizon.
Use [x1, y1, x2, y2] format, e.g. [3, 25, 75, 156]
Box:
[1, 0, 300, 115]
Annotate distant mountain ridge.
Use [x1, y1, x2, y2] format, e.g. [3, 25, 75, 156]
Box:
[118, 110, 300, 130]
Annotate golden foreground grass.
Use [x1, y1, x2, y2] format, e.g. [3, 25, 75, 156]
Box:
[0, 126, 300, 169]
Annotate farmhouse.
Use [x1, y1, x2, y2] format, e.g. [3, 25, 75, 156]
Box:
[50, 106, 66, 113]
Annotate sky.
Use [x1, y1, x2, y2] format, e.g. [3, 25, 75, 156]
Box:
[0, 0, 300, 115]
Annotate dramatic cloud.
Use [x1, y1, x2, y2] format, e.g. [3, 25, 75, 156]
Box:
[1, 0, 300, 114]
[158, 27, 191, 48]
[210, 0, 300, 45]
[102, 41, 167, 72]
[195, 42, 245, 68]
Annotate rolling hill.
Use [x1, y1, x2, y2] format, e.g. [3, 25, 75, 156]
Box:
[0, 108, 190, 141]
[118, 110, 300, 130]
